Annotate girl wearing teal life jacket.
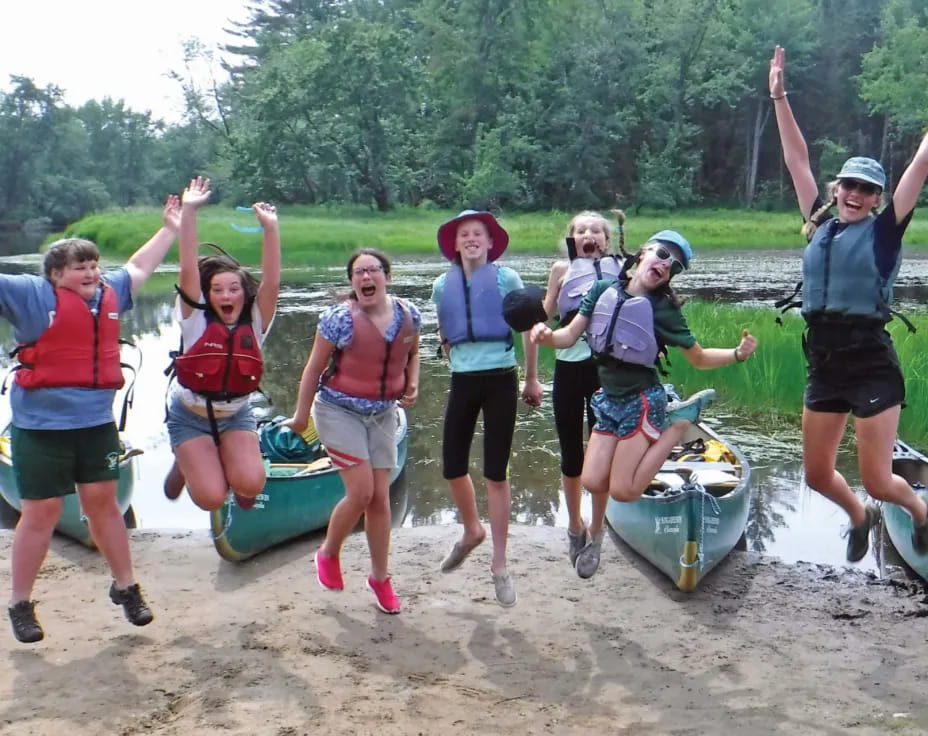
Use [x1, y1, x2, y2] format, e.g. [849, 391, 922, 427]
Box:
[769, 45, 928, 562]
[531, 231, 757, 577]
[540, 210, 622, 578]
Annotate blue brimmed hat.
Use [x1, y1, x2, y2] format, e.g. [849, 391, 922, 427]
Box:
[648, 230, 693, 269]
[437, 210, 509, 262]
[836, 157, 886, 190]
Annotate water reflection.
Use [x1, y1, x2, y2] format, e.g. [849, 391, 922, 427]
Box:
[2, 252, 927, 576]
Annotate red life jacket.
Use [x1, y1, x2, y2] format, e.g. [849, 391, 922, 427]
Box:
[172, 315, 263, 400]
[14, 284, 124, 390]
[323, 298, 416, 400]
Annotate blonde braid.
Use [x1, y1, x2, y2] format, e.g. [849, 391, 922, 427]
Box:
[611, 209, 628, 258]
[801, 194, 837, 242]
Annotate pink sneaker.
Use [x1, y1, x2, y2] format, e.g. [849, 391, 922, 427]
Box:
[367, 576, 401, 614]
[314, 549, 344, 591]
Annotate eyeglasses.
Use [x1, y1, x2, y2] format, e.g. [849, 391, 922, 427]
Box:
[351, 264, 385, 277]
[839, 179, 880, 196]
[649, 245, 685, 276]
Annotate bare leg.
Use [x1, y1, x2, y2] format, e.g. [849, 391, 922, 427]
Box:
[364, 468, 393, 580]
[486, 478, 510, 573]
[78, 480, 135, 588]
[10, 498, 63, 602]
[608, 421, 691, 502]
[218, 430, 266, 498]
[320, 462, 375, 559]
[855, 407, 928, 523]
[562, 473, 584, 534]
[175, 436, 229, 511]
[446, 474, 487, 545]
[802, 408, 867, 525]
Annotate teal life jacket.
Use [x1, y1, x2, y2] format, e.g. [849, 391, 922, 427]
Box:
[801, 217, 901, 321]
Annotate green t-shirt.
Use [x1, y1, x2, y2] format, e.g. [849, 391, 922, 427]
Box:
[578, 280, 696, 397]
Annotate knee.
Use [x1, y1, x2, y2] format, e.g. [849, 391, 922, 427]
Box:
[859, 470, 890, 500]
[188, 483, 230, 512]
[228, 470, 266, 497]
[608, 485, 641, 503]
[803, 464, 833, 492]
[581, 471, 607, 495]
[19, 499, 63, 530]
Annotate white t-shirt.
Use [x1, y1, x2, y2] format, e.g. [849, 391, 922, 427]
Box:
[169, 298, 273, 413]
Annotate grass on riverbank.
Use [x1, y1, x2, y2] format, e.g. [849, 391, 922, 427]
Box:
[57, 205, 928, 266]
[649, 303, 928, 446]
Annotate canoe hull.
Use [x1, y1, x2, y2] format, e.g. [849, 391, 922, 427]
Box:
[211, 408, 409, 561]
[0, 428, 137, 548]
[605, 423, 751, 592]
[886, 440, 928, 582]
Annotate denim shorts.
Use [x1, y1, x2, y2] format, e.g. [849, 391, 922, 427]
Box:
[590, 384, 667, 442]
[311, 397, 397, 470]
[166, 393, 257, 448]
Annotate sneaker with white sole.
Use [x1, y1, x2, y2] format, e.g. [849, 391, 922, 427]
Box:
[567, 526, 587, 566]
[666, 389, 716, 425]
[575, 529, 604, 579]
[492, 570, 517, 607]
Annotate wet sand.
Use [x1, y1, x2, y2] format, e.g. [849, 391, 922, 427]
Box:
[0, 525, 926, 735]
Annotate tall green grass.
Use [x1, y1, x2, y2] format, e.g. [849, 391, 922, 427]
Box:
[56, 205, 928, 266]
[652, 303, 928, 446]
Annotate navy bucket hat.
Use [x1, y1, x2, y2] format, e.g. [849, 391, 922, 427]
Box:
[502, 285, 548, 332]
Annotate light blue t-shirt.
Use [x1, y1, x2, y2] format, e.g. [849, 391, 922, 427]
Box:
[0, 269, 134, 429]
[317, 297, 422, 415]
[431, 264, 522, 373]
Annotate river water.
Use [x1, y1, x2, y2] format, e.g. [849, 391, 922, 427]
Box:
[3, 250, 928, 576]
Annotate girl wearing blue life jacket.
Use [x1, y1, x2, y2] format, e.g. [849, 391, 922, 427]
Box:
[162, 177, 281, 513]
[769, 45, 928, 561]
[432, 210, 542, 607]
[540, 210, 623, 578]
[531, 231, 757, 577]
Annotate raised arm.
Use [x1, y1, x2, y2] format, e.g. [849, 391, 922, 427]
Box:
[252, 202, 281, 327]
[542, 260, 568, 319]
[530, 312, 588, 350]
[178, 176, 212, 317]
[769, 46, 819, 219]
[125, 195, 180, 292]
[892, 132, 928, 223]
[286, 332, 336, 434]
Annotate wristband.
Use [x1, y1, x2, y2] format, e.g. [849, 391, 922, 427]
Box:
[770, 93, 787, 101]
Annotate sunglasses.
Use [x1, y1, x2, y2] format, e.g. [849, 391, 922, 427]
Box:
[839, 179, 880, 196]
[649, 245, 685, 276]
[351, 264, 385, 277]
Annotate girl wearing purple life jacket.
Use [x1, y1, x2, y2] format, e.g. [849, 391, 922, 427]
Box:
[531, 231, 757, 578]
[540, 211, 621, 578]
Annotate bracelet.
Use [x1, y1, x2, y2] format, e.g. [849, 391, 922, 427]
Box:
[770, 92, 787, 101]
[734, 347, 746, 363]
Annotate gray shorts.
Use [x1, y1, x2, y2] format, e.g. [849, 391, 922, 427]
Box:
[311, 397, 397, 470]
[166, 393, 258, 448]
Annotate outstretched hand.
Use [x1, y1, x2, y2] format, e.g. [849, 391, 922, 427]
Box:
[737, 328, 758, 361]
[769, 45, 786, 97]
[182, 176, 211, 209]
[162, 194, 181, 233]
[530, 322, 554, 346]
[252, 201, 279, 229]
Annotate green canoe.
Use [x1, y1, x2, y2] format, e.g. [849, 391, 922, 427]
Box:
[0, 425, 141, 547]
[210, 408, 409, 561]
[883, 440, 928, 582]
[605, 422, 751, 592]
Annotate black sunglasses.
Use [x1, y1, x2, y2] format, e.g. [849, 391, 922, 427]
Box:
[839, 179, 880, 196]
[650, 245, 685, 276]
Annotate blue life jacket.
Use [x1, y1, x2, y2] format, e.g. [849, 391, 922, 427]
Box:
[802, 216, 900, 321]
[586, 283, 659, 366]
[438, 264, 512, 346]
[557, 255, 622, 324]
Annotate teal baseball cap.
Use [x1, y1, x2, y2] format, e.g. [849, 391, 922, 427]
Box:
[836, 157, 886, 190]
[648, 230, 693, 269]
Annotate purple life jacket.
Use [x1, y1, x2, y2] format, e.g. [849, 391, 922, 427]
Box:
[438, 264, 512, 346]
[586, 284, 658, 366]
[557, 255, 622, 323]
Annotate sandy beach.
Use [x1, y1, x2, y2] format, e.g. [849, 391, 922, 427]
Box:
[1, 524, 926, 736]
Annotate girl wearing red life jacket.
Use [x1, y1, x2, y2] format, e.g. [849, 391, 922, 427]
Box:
[286, 249, 421, 615]
[162, 177, 281, 512]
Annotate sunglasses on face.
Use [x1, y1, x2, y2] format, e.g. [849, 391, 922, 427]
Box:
[839, 179, 880, 197]
[352, 264, 385, 277]
[649, 245, 684, 276]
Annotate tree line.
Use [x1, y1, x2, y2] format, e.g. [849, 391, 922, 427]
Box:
[3, 0, 928, 227]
